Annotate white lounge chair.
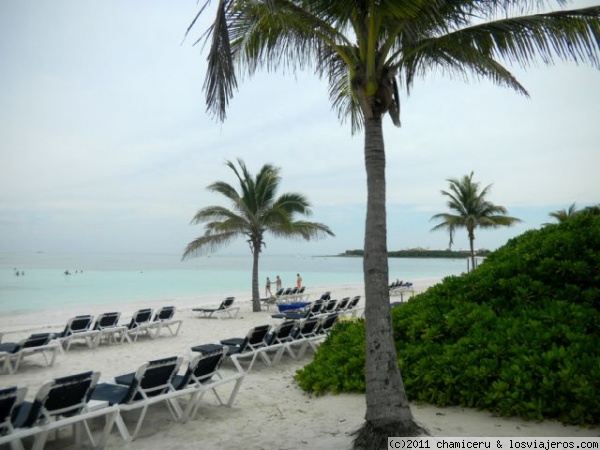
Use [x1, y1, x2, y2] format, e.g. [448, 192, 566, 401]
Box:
[0, 334, 61, 374]
[0, 371, 117, 450]
[53, 315, 100, 351]
[192, 297, 240, 319]
[90, 356, 183, 442]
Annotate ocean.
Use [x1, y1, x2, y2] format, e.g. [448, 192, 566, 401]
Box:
[0, 252, 467, 315]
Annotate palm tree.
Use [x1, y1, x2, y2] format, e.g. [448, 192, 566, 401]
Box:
[548, 202, 579, 223]
[182, 159, 334, 312]
[186, 1, 600, 447]
[431, 172, 521, 270]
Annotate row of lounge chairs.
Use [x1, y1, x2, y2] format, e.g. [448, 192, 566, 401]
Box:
[389, 280, 414, 301]
[0, 307, 182, 374]
[0, 346, 245, 448]
[259, 287, 309, 311]
[274, 286, 308, 302]
[195, 312, 341, 376]
[271, 295, 362, 320]
[0, 310, 344, 448]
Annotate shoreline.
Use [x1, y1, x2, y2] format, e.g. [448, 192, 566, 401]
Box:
[1, 282, 596, 449]
[0, 278, 437, 336]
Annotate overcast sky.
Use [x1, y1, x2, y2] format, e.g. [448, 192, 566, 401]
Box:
[1, 0, 599, 259]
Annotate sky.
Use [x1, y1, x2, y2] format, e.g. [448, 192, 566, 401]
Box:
[1, 0, 599, 259]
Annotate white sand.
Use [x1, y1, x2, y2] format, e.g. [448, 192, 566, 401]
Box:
[1, 281, 597, 449]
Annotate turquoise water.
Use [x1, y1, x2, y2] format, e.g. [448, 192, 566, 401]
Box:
[0, 252, 467, 314]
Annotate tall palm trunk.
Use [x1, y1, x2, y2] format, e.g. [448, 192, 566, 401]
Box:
[354, 116, 422, 448]
[251, 243, 261, 312]
[468, 228, 476, 272]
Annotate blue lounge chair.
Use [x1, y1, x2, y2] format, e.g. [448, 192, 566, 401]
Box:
[192, 297, 240, 319]
[149, 306, 183, 337]
[121, 308, 154, 343]
[0, 386, 26, 438]
[261, 320, 297, 364]
[92, 312, 127, 347]
[219, 324, 271, 372]
[90, 356, 182, 442]
[169, 346, 245, 420]
[287, 317, 323, 359]
[53, 315, 100, 351]
[2, 371, 116, 450]
[0, 333, 61, 374]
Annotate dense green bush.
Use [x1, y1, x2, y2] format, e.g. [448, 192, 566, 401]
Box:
[296, 212, 600, 425]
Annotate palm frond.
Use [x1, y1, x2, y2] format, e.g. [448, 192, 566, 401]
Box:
[269, 220, 335, 240]
[201, 0, 238, 121]
[406, 6, 600, 79]
[182, 231, 238, 259]
[190, 205, 244, 225]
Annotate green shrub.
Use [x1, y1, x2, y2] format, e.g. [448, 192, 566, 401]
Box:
[295, 211, 600, 425]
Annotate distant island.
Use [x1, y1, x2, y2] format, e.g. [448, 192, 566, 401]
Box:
[339, 249, 491, 258]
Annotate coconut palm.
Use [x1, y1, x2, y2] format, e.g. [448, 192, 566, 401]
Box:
[187, 1, 600, 446]
[182, 159, 334, 312]
[548, 202, 579, 223]
[431, 172, 521, 270]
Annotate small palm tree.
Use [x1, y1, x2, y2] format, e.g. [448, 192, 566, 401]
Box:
[548, 202, 579, 223]
[431, 172, 521, 270]
[182, 159, 334, 312]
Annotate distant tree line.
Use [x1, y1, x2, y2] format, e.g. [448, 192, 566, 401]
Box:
[341, 249, 491, 258]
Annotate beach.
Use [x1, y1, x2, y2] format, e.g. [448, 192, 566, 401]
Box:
[1, 282, 597, 449]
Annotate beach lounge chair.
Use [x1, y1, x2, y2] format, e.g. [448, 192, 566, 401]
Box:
[291, 317, 321, 340]
[90, 356, 183, 442]
[146, 306, 183, 338]
[92, 312, 127, 347]
[0, 333, 61, 374]
[53, 315, 100, 351]
[389, 281, 414, 301]
[187, 344, 248, 409]
[293, 286, 307, 300]
[2, 371, 117, 450]
[279, 288, 293, 299]
[0, 386, 26, 439]
[287, 317, 323, 359]
[261, 320, 297, 364]
[344, 295, 363, 317]
[260, 295, 278, 311]
[322, 298, 339, 313]
[169, 346, 244, 420]
[292, 313, 339, 358]
[318, 291, 332, 301]
[218, 324, 271, 373]
[334, 297, 350, 311]
[276, 286, 310, 305]
[172, 346, 227, 391]
[316, 313, 339, 335]
[192, 297, 240, 319]
[121, 308, 154, 343]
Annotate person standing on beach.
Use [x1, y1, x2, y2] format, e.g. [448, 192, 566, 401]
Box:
[296, 273, 303, 289]
[276, 275, 282, 292]
[265, 277, 272, 297]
